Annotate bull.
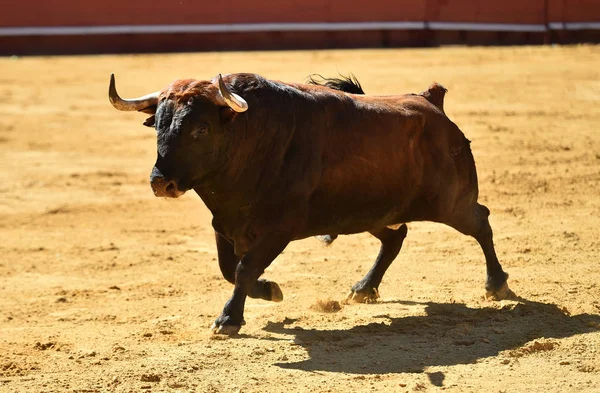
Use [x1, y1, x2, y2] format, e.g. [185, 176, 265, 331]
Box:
[108, 72, 511, 334]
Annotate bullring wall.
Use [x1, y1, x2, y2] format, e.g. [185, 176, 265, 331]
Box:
[1, 0, 599, 54]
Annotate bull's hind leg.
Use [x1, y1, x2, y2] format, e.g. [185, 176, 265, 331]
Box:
[448, 204, 512, 300]
[215, 231, 283, 302]
[347, 224, 408, 303]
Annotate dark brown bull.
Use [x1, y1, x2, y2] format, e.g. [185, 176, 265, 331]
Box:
[108, 72, 511, 334]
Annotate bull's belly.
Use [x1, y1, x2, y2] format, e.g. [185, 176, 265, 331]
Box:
[299, 186, 450, 238]
[301, 202, 412, 238]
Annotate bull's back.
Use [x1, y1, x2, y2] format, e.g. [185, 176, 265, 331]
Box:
[304, 94, 477, 235]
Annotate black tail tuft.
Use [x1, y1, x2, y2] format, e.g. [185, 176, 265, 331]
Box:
[307, 73, 365, 95]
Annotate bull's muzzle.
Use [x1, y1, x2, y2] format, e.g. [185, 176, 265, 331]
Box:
[150, 176, 185, 198]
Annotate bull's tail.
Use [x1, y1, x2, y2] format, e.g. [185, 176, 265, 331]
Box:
[420, 82, 447, 113]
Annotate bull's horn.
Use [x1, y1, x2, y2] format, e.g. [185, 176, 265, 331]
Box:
[108, 74, 160, 112]
[217, 74, 248, 113]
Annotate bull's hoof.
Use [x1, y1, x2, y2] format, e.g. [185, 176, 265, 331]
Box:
[345, 287, 380, 304]
[485, 272, 513, 300]
[316, 234, 338, 246]
[211, 315, 245, 336]
[249, 279, 283, 302]
[211, 323, 241, 335]
[269, 282, 284, 302]
[485, 282, 516, 301]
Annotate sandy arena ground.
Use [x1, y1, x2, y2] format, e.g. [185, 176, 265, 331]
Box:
[1, 45, 599, 393]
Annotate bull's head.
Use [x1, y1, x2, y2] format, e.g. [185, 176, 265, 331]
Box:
[108, 74, 248, 198]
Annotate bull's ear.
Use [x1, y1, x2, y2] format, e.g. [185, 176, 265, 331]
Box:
[143, 115, 156, 127]
[219, 107, 238, 124]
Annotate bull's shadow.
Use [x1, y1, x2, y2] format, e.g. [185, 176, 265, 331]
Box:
[263, 298, 600, 375]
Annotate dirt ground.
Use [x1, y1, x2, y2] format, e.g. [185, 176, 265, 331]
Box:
[1, 45, 599, 393]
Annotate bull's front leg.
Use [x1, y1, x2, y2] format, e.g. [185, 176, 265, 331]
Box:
[212, 232, 290, 335]
[215, 231, 284, 303]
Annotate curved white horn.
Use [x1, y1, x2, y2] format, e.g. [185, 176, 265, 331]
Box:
[108, 74, 160, 112]
[217, 74, 248, 113]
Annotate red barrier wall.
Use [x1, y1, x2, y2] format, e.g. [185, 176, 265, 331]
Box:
[556, 0, 600, 21]
[428, 0, 546, 24]
[3, 0, 599, 27]
[1, 0, 598, 54]
[1, 1, 426, 26]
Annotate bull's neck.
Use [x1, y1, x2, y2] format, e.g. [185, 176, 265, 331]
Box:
[193, 131, 290, 226]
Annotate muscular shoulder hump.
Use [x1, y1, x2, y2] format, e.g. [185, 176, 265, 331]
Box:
[420, 82, 447, 113]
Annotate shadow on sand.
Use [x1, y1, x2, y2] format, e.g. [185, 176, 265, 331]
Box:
[263, 298, 600, 374]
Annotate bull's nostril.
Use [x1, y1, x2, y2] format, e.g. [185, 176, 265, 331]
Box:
[165, 182, 175, 193]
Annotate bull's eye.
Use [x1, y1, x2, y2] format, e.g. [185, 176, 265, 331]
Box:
[191, 126, 208, 138]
